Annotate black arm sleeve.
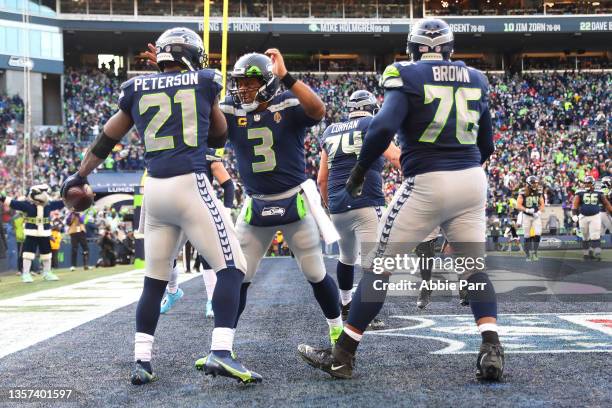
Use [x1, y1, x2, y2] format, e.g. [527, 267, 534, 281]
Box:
[357, 90, 409, 171]
[221, 179, 235, 208]
[477, 108, 494, 164]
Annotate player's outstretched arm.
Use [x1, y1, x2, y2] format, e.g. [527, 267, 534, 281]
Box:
[516, 194, 526, 212]
[357, 90, 408, 171]
[345, 90, 408, 197]
[265, 48, 325, 120]
[209, 100, 228, 144]
[477, 109, 494, 164]
[571, 195, 581, 222]
[317, 149, 329, 207]
[383, 142, 401, 169]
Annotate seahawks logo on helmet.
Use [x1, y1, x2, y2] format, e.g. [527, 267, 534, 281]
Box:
[155, 27, 207, 72]
[229, 53, 280, 113]
[407, 18, 454, 61]
[583, 175, 595, 190]
[347, 90, 379, 118]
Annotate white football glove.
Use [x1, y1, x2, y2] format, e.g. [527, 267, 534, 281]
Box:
[525, 208, 535, 215]
[572, 215, 579, 223]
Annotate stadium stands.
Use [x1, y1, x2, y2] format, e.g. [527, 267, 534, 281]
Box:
[0, 67, 609, 234]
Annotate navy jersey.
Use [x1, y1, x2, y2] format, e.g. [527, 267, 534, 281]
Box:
[518, 188, 542, 211]
[118, 69, 223, 178]
[576, 189, 605, 216]
[379, 60, 490, 177]
[321, 115, 384, 214]
[8, 198, 64, 237]
[221, 91, 320, 196]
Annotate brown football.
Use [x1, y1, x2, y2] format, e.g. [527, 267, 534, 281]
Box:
[65, 184, 94, 211]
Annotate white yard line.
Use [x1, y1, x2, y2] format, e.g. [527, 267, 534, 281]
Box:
[0, 269, 199, 359]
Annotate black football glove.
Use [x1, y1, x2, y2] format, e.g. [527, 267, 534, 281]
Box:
[60, 172, 89, 199]
[345, 163, 367, 198]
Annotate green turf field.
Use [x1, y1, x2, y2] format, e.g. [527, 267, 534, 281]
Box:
[0, 265, 137, 301]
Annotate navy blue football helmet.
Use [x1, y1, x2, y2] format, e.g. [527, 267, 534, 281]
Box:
[347, 90, 379, 118]
[407, 18, 454, 61]
[155, 27, 207, 72]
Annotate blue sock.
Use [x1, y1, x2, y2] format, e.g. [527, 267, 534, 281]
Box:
[135, 276, 168, 335]
[309, 274, 341, 319]
[347, 271, 389, 332]
[336, 261, 354, 291]
[212, 267, 244, 328]
[467, 272, 497, 320]
[233, 282, 251, 328]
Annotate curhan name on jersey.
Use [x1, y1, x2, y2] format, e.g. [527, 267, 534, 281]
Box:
[134, 72, 199, 91]
[329, 119, 360, 134]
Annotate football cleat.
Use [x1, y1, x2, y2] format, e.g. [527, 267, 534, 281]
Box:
[329, 326, 343, 345]
[130, 361, 158, 385]
[297, 344, 354, 379]
[160, 288, 184, 314]
[21, 272, 33, 283]
[341, 301, 351, 321]
[43, 271, 59, 281]
[195, 351, 237, 370]
[417, 287, 432, 309]
[197, 352, 262, 384]
[368, 318, 386, 330]
[532, 253, 539, 261]
[205, 300, 214, 318]
[476, 343, 505, 381]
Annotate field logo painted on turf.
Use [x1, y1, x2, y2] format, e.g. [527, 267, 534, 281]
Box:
[369, 313, 612, 354]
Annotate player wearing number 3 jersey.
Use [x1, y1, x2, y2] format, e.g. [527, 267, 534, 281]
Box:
[218, 51, 344, 347]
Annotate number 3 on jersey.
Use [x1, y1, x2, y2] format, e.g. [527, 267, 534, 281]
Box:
[249, 127, 276, 172]
[420, 85, 481, 144]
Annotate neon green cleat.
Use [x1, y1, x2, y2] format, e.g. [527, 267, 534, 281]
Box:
[21, 272, 33, 283]
[197, 352, 262, 384]
[329, 326, 343, 345]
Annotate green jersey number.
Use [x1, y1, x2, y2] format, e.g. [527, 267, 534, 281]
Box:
[325, 130, 363, 167]
[420, 85, 482, 144]
[525, 196, 539, 208]
[582, 193, 599, 205]
[248, 127, 276, 173]
[139, 89, 198, 152]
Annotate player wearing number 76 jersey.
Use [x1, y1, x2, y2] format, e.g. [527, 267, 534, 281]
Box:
[298, 18, 504, 382]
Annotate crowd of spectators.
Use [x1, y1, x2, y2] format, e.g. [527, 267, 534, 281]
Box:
[0, 67, 610, 258]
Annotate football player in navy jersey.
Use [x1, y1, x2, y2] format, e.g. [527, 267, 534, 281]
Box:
[516, 176, 545, 261]
[219, 50, 344, 346]
[61, 27, 261, 385]
[317, 90, 400, 328]
[573, 176, 612, 261]
[298, 19, 504, 381]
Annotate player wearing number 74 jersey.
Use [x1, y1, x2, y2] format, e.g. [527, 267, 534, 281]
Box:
[298, 18, 504, 382]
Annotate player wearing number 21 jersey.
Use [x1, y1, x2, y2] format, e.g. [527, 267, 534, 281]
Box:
[219, 51, 344, 347]
[60, 27, 260, 385]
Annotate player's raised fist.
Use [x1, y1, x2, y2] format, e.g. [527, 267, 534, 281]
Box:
[264, 48, 288, 78]
[145, 43, 158, 68]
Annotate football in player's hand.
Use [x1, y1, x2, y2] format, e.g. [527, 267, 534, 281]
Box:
[65, 184, 94, 211]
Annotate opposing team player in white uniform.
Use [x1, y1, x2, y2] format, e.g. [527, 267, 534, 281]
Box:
[61, 27, 261, 385]
[298, 19, 504, 381]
